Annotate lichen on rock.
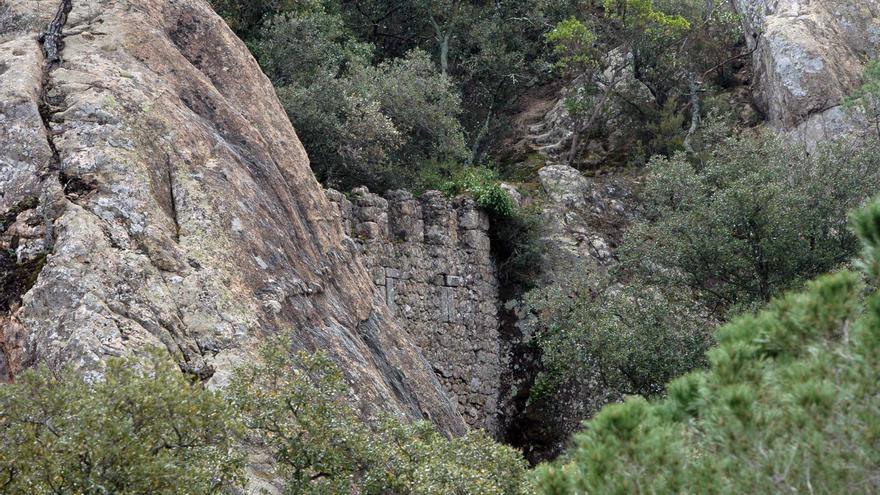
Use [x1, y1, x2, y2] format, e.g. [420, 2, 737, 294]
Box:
[0, 0, 465, 437]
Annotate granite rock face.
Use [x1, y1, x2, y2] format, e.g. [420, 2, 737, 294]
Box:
[326, 188, 501, 433]
[0, 0, 464, 436]
[733, 0, 880, 140]
[535, 165, 630, 282]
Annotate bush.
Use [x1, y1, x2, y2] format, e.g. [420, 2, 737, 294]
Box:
[531, 199, 880, 494]
[228, 333, 531, 494]
[523, 134, 880, 414]
[265, 29, 466, 191]
[523, 270, 713, 401]
[622, 134, 880, 316]
[0, 336, 532, 494]
[0, 353, 245, 494]
[348, 51, 468, 171]
[429, 166, 516, 218]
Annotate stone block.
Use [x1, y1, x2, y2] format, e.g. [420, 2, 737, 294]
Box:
[458, 208, 482, 230]
[385, 277, 397, 314]
[461, 230, 490, 251]
[355, 221, 383, 240]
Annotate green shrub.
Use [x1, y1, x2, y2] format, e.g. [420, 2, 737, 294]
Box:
[523, 271, 713, 401]
[229, 333, 531, 494]
[623, 134, 880, 316]
[531, 199, 880, 494]
[0, 353, 245, 494]
[523, 133, 880, 422]
[430, 166, 516, 218]
[0, 336, 532, 494]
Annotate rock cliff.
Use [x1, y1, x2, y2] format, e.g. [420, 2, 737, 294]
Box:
[0, 0, 465, 435]
[733, 0, 880, 142]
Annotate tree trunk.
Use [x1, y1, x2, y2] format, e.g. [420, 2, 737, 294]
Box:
[684, 73, 701, 154]
[469, 109, 493, 165]
[430, 16, 450, 76]
[567, 79, 617, 166]
[440, 32, 450, 76]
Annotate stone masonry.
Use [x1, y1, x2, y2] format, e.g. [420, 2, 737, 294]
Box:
[326, 187, 501, 433]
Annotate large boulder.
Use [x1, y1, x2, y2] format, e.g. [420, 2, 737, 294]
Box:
[0, 0, 464, 436]
[733, 0, 880, 141]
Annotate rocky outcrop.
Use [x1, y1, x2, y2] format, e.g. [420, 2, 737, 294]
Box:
[526, 51, 656, 169]
[733, 0, 880, 141]
[499, 164, 633, 462]
[534, 165, 630, 282]
[326, 187, 501, 433]
[0, 0, 464, 436]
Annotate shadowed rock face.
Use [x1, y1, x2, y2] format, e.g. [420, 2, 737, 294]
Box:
[733, 0, 880, 141]
[0, 0, 465, 436]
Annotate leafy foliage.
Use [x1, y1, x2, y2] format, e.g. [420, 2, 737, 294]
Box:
[426, 165, 517, 217]
[622, 134, 880, 315]
[0, 353, 245, 494]
[348, 50, 468, 173]
[546, 18, 598, 72]
[228, 333, 531, 494]
[0, 337, 532, 494]
[532, 199, 880, 493]
[545, 0, 743, 166]
[523, 271, 713, 401]
[213, 0, 561, 188]
[253, 4, 467, 192]
[523, 133, 880, 411]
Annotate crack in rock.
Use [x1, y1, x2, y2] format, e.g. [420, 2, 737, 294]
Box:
[40, 0, 73, 65]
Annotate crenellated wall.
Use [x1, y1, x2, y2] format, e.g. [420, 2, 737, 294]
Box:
[326, 187, 501, 433]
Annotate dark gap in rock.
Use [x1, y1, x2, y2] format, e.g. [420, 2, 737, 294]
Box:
[0, 197, 38, 232]
[39, 0, 73, 65]
[0, 251, 47, 313]
[59, 171, 97, 201]
[1, 198, 46, 313]
[179, 361, 215, 383]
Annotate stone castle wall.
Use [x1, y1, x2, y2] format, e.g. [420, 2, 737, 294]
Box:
[326, 187, 501, 433]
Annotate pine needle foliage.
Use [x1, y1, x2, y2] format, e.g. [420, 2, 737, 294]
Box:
[532, 199, 880, 494]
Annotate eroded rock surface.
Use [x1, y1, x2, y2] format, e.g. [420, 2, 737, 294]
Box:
[0, 0, 464, 436]
[534, 165, 630, 282]
[734, 0, 880, 140]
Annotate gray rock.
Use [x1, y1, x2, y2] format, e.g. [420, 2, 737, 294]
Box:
[733, 0, 880, 143]
[0, 0, 465, 446]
